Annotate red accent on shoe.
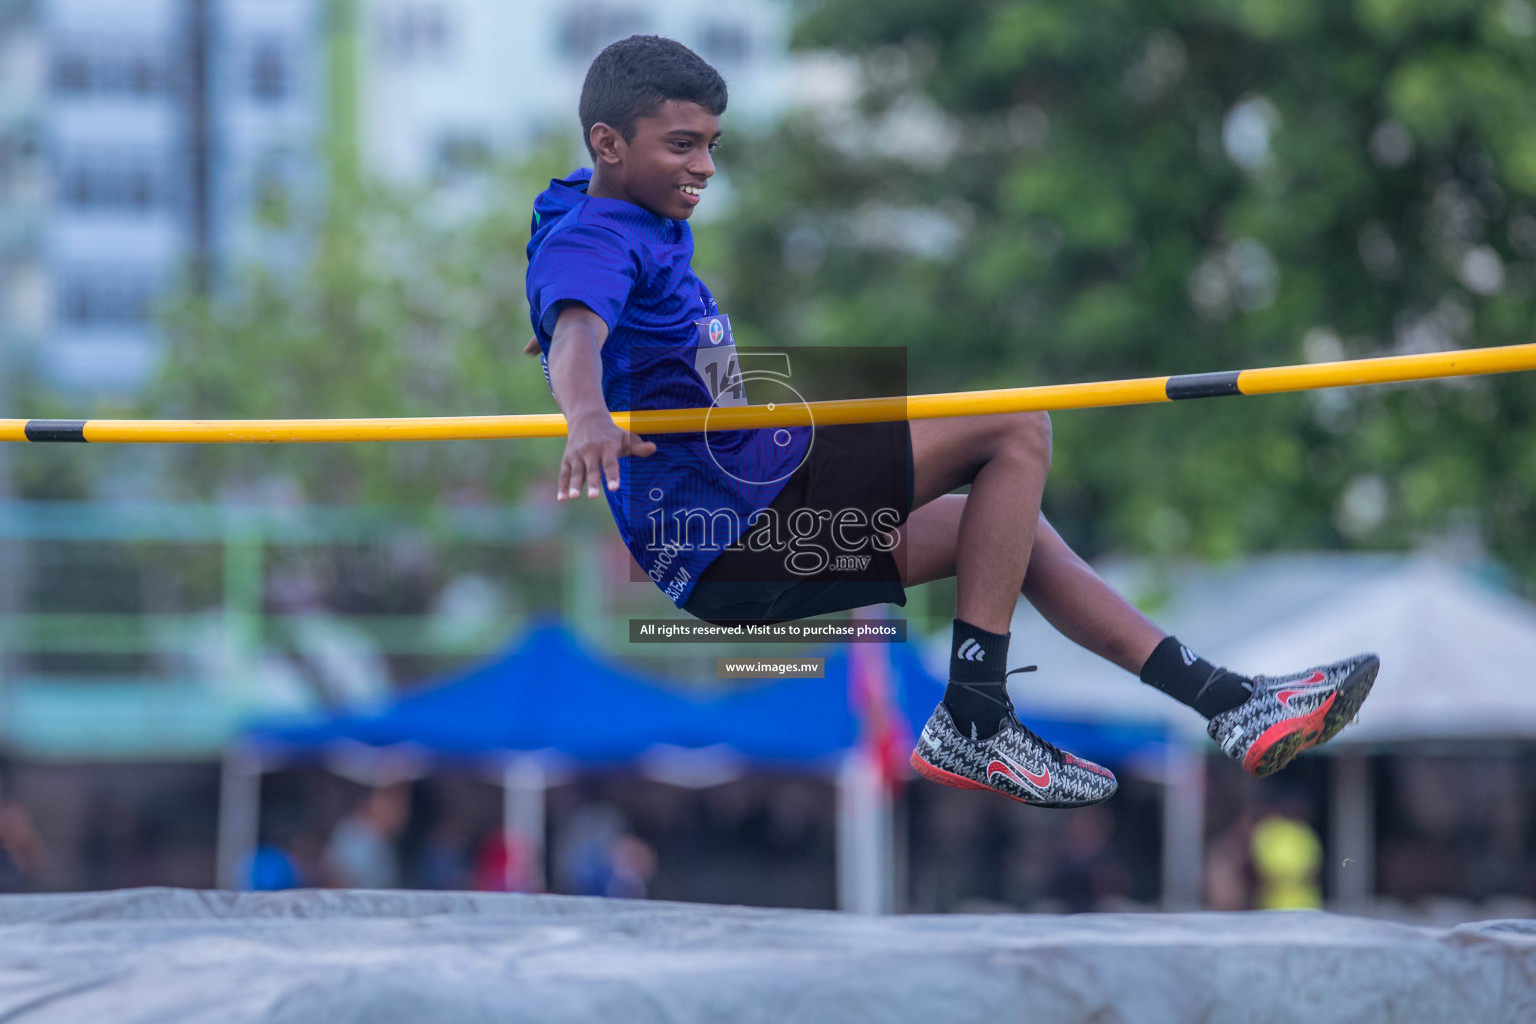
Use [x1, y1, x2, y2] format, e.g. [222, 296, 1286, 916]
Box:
[1241, 692, 1338, 773]
[987, 759, 1027, 788]
[1064, 752, 1115, 779]
[909, 751, 1056, 807]
[1275, 671, 1330, 708]
[909, 750, 989, 791]
[991, 757, 1051, 789]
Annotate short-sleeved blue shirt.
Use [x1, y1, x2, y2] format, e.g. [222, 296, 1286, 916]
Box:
[526, 169, 811, 606]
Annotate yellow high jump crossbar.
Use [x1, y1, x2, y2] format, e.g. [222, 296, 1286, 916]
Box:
[5, 342, 1536, 444]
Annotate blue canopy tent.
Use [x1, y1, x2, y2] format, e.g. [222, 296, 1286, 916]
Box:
[243, 621, 1169, 768]
[244, 624, 727, 765]
[219, 622, 1175, 910]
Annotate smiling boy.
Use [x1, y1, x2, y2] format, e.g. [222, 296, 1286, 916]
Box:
[525, 36, 1379, 809]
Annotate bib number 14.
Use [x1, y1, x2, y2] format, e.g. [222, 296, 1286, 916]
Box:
[693, 314, 746, 407]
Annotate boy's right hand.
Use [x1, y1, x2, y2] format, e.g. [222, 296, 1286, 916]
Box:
[559, 411, 656, 501]
[546, 303, 651, 500]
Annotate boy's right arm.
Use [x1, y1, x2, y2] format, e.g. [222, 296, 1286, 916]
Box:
[547, 303, 656, 501]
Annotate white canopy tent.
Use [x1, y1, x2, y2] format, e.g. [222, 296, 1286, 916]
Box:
[1223, 558, 1536, 743]
[996, 552, 1536, 908]
[1221, 557, 1536, 905]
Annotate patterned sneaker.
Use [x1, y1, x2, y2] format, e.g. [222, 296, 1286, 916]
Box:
[909, 702, 1118, 809]
[1208, 654, 1380, 776]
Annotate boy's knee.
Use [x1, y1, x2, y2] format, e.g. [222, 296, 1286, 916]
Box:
[1000, 411, 1052, 464]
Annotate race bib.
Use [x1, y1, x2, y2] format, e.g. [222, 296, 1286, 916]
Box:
[693, 314, 746, 407]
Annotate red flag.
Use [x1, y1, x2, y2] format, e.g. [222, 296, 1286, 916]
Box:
[848, 629, 911, 792]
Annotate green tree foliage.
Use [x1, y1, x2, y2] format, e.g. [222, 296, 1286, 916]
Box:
[705, 0, 1536, 582]
[148, 158, 568, 508]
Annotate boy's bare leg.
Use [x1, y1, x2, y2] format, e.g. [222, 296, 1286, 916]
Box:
[902, 412, 1122, 807]
[906, 412, 1053, 634]
[898, 495, 1164, 674]
[898, 484, 1379, 782]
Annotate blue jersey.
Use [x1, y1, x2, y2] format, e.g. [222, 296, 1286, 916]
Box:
[525, 169, 811, 606]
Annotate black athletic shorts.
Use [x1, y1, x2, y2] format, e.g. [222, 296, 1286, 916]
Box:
[682, 420, 914, 626]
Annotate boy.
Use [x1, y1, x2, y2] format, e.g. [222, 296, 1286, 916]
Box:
[524, 36, 1378, 808]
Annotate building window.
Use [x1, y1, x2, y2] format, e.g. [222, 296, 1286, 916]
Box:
[249, 40, 290, 103]
[52, 50, 94, 93]
[56, 149, 170, 212]
[124, 50, 166, 95]
[51, 35, 174, 98]
[557, 7, 649, 61]
[57, 272, 156, 328]
[379, 3, 452, 62]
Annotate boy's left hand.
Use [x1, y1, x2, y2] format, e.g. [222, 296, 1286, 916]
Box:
[523, 336, 540, 356]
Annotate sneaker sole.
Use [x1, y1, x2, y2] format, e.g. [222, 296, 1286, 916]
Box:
[1243, 656, 1380, 777]
[908, 750, 1114, 809]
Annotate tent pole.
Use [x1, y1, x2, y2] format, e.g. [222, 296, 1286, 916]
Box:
[216, 745, 261, 891]
[503, 756, 546, 892]
[1329, 751, 1374, 909]
[1161, 743, 1205, 910]
[837, 752, 892, 914]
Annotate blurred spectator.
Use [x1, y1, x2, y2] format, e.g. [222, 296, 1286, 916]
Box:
[606, 834, 657, 900]
[1251, 811, 1323, 910]
[555, 803, 622, 895]
[243, 842, 300, 891]
[414, 817, 474, 891]
[555, 802, 656, 899]
[472, 829, 538, 893]
[286, 830, 327, 888]
[323, 785, 409, 889]
[243, 815, 317, 891]
[0, 799, 46, 892]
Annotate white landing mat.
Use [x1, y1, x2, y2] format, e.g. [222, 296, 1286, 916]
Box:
[0, 889, 1532, 1024]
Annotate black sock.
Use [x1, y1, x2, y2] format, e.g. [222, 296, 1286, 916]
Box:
[1139, 636, 1252, 719]
[944, 619, 1013, 740]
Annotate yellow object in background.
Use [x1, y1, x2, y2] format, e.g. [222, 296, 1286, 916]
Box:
[1251, 814, 1324, 910]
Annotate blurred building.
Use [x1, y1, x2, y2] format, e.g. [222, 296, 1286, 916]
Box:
[356, 0, 793, 183]
[0, 0, 323, 396]
[211, 0, 328, 279]
[0, 0, 793, 399]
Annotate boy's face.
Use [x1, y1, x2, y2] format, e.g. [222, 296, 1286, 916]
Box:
[591, 100, 720, 221]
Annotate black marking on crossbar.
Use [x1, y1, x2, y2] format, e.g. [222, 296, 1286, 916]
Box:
[23, 420, 88, 442]
[1165, 371, 1242, 400]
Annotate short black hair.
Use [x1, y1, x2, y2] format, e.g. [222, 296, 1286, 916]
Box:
[579, 36, 728, 158]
